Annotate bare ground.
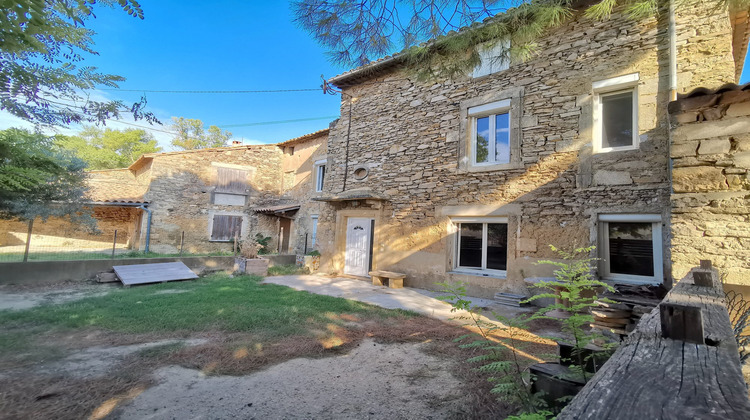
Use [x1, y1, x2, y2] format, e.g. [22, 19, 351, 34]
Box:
[0, 282, 556, 419]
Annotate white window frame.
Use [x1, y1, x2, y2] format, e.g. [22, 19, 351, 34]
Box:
[468, 99, 511, 166]
[472, 40, 510, 78]
[310, 214, 319, 247]
[452, 216, 508, 276]
[599, 214, 663, 285]
[314, 159, 326, 192]
[593, 73, 640, 154]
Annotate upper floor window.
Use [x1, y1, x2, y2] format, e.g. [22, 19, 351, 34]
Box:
[314, 159, 326, 192]
[472, 40, 510, 78]
[213, 166, 248, 206]
[469, 99, 511, 166]
[593, 73, 639, 153]
[599, 214, 663, 284]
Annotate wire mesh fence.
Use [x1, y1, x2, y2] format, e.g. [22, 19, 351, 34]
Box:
[0, 218, 231, 263]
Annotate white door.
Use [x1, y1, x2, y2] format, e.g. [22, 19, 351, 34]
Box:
[344, 218, 372, 277]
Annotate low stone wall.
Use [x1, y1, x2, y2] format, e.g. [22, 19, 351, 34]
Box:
[669, 86, 750, 285]
[0, 256, 236, 286]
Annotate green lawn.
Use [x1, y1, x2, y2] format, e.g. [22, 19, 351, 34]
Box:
[0, 250, 234, 263]
[0, 273, 413, 338]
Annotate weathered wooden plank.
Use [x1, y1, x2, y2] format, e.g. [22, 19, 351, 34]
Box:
[558, 267, 750, 419]
[114, 262, 199, 286]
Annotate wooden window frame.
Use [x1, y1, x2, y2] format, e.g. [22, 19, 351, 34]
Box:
[209, 214, 244, 242]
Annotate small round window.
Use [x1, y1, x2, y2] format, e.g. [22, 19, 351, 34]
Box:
[353, 166, 369, 180]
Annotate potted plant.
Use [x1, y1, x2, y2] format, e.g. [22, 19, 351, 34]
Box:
[297, 249, 321, 272]
[240, 238, 269, 276]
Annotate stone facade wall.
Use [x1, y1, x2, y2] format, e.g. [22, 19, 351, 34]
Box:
[278, 132, 328, 255]
[0, 206, 139, 253]
[318, 3, 736, 297]
[670, 90, 750, 286]
[141, 146, 284, 254]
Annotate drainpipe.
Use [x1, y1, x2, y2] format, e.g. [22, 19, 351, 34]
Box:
[669, 0, 677, 101]
[138, 204, 152, 253]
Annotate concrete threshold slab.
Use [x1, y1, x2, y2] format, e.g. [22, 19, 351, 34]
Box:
[262, 275, 527, 322]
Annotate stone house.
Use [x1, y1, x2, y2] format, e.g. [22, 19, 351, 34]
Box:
[310, 2, 749, 297]
[668, 83, 750, 295]
[120, 129, 328, 255]
[0, 130, 330, 257]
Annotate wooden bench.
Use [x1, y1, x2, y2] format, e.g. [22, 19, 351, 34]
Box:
[369, 270, 406, 289]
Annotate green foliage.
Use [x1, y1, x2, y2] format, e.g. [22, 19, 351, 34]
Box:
[295, 0, 749, 81]
[437, 281, 547, 415]
[0, 273, 414, 336]
[307, 249, 321, 256]
[255, 233, 272, 255]
[526, 245, 616, 383]
[267, 264, 310, 276]
[0, 0, 158, 126]
[56, 126, 161, 169]
[170, 117, 232, 150]
[0, 127, 92, 222]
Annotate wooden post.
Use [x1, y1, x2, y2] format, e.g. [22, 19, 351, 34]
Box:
[22, 219, 33, 263]
[111, 230, 118, 259]
[660, 302, 704, 344]
[179, 231, 185, 257]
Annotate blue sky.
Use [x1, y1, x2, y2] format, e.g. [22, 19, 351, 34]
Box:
[2, 1, 748, 149]
[2, 1, 348, 148]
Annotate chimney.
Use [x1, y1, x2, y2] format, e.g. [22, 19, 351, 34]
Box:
[231, 140, 242, 146]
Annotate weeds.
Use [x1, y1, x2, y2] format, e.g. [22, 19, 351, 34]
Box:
[438, 282, 547, 415]
[527, 245, 616, 382]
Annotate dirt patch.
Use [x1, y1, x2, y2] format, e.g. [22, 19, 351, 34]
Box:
[116, 339, 469, 419]
[0, 283, 113, 311]
[0, 315, 552, 419]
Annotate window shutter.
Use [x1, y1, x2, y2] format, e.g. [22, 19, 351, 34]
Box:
[215, 168, 247, 194]
[211, 215, 243, 241]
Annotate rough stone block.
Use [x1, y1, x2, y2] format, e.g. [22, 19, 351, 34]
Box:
[673, 112, 700, 124]
[671, 141, 698, 158]
[593, 170, 633, 186]
[726, 101, 750, 117]
[733, 151, 750, 169]
[698, 139, 731, 155]
[672, 167, 727, 193]
[673, 119, 750, 142]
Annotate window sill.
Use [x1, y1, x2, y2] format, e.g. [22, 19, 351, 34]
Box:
[449, 269, 507, 280]
[601, 275, 662, 286]
[462, 161, 524, 173]
[593, 145, 639, 155]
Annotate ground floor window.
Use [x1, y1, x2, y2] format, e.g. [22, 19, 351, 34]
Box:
[453, 218, 508, 274]
[599, 214, 663, 284]
[210, 214, 243, 242]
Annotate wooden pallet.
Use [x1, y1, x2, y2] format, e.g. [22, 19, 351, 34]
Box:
[114, 262, 198, 286]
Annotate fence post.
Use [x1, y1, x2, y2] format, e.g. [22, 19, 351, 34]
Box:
[111, 230, 118, 259]
[179, 231, 185, 257]
[22, 219, 33, 263]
